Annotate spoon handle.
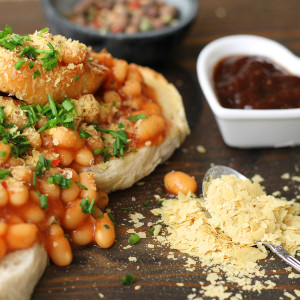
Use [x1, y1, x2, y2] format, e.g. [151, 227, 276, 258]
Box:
[261, 242, 300, 272]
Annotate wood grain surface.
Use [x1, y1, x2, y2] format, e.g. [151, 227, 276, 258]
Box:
[1, 0, 300, 299]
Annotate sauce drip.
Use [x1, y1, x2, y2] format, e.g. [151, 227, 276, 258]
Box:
[213, 55, 300, 109]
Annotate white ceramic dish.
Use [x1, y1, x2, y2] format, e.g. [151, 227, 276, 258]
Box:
[196, 34, 300, 148]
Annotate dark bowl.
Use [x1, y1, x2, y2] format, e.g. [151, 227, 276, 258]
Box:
[41, 0, 198, 65]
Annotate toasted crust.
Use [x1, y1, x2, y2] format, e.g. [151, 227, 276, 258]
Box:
[83, 65, 190, 193]
[0, 243, 48, 300]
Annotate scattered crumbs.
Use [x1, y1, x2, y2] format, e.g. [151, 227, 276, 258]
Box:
[196, 145, 206, 154]
[215, 6, 227, 18]
[176, 283, 184, 287]
[284, 291, 296, 300]
[182, 148, 189, 154]
[151, 176, 300, 298]
[291, 176, 300, 183]
[295, 164, 299, 172]
[137, 232, 147, 239]
[137, 181, 145, 186]
[134, 285, 141, 291]
[147, 244, 154, 249]
[153, 224, 162, 237]
[127, 229, 136, 234]
[281, 173, 290, 180]
[272, 191, 281, 197]
[283, 185, 290, 191]
[251, 174, 264, 183]
[295, 290, 300, 297]
[98, 293, 104, 299]
[131, 197, 136, 202]
[207, 273, 219, 283]
[187, 293, 197, 300]
[128, 256, 137, 262]
[202, 285, 232, 300]
[123, 245, 132, 250]
[154, 194, 161, 200]
[129, 212, 145, 228]
[288, 273, 300, 279]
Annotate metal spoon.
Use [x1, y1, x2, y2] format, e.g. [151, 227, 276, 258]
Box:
[202, 165, 300, 273]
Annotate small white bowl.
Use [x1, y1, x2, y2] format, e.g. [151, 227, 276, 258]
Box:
[196, 35, 300, 148]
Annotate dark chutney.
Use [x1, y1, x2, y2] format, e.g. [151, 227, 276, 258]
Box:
[213, 55, 300, 109]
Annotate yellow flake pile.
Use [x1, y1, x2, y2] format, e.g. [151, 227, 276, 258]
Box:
[151, 175, 300, 295]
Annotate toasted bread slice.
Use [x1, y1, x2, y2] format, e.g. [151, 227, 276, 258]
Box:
[0, 243, 48, 300]
[83, 65, 190, 193]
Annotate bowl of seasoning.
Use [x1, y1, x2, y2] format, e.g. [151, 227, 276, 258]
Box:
[41, 0, 198, 65]
[197, 34, 300, 148]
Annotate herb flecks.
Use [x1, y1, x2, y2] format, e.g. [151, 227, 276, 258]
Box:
[0, 106, 32, 158]
[96, 123, 129, 157]
[80, 197, 96, 214]
[0, 26, 60, 77]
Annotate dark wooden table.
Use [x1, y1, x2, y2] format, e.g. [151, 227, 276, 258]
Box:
[1, 0, 300, 299]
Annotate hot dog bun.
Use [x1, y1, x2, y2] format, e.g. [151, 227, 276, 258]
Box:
[83, 65, 190, 193]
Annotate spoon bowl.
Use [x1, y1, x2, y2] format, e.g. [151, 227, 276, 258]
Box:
[202, 165, 300, 272]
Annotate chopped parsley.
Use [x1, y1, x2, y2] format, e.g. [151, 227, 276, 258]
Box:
[128, 233, 140, 245]
[108, 213, 116, 226]
[20, 95, 77, 133]
[80, 197, 95, 214]
[0, 151, 6, 157]
[33, 70, 41, 79]
[122, 274, 135, 285]
[128, 114, 147, 121]
[0, 26, 60, 78]
[75, 181, 88, 190]
[93, 148, 101, 155]
[144, 199, 150, 209]
[149, 227, 155, 235]
[35, 155, 52, 176]
[104, 224, 110, 229]
[74, 74, 80, 82]
[48, 174, 72, 189]
[100, 148, 112, 162]
[96, 123, 129, 157]
[37, 190, 48, 209]
[14, 59, 26, 70]
[0, 169, 11, 180]
[79, 129, 91, 139]
[0, 106, 32, 158]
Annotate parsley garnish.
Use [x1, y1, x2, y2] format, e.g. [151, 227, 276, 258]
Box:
[93, 148, 101, 155]
[96, 123, 129, 157]
[0, 26, 60, 78]
[122, 274, 135, 285]
[0, 169, 11, 180]
[48, 174, 73, 189]
[79, 129, 91, 139]
[80, 197, 95, 214]
[75, 181, 88, 190]
[0, 107, 32, 158]
[100, 148, 112, 162]
[128, 114, 147, 121]
[35, 155, 52, 176]
[37, 190, 48, 209]
[14, 59, 26, 70]
[108, 213, 116, 226]
[128, 233, 140, 245]
[149, 227, 155, 235]
[104, 224, 110, 229]
[74, 74, 79, 82]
